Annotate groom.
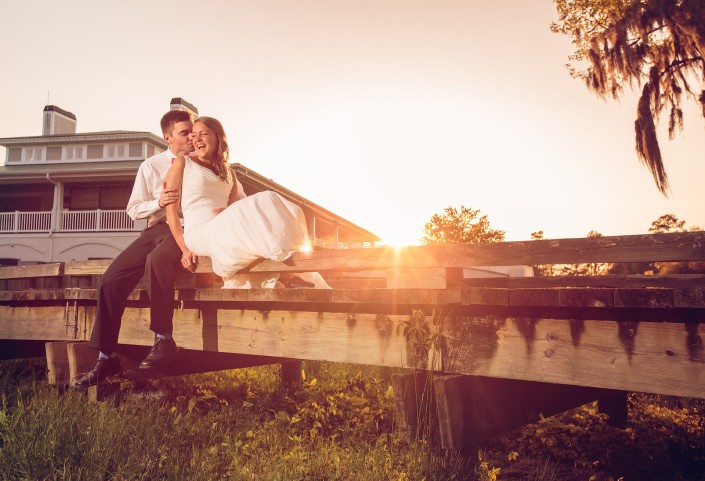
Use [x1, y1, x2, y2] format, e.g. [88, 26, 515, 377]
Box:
[73, 109, 194, 387]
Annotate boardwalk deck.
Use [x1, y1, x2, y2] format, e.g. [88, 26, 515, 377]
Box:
[1, 231, 704, 398]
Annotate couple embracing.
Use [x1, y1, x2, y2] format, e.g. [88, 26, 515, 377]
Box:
[74, 109, 327, 388]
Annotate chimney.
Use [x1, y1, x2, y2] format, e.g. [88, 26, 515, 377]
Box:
[169, 97, 199, 118]
[43, 105, 77, 135]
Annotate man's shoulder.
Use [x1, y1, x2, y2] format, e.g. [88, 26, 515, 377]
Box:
[141, 150, 172, 170]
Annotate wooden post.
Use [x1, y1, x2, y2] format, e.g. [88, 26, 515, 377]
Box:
[598, 391, 629, 428]
[281, 360, 303, 387]
[433, 374, 627, 449]
[66, 341, 98, 385]
[391, 371, 438, 443]
[45, 341, 70, 385]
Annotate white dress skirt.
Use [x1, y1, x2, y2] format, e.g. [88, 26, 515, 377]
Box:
[180, 158, 328, 288]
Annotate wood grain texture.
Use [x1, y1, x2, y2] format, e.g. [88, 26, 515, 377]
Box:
[3, 303, 705, 398]
[246, 231, 705, 273]
[0, 263, 62, 280]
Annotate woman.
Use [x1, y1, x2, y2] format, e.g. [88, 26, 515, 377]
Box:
[165, 116, 328, 289]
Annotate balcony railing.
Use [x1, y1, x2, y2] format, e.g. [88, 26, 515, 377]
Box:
[0, 211, 53, 232]
[0, 210, 141, 233]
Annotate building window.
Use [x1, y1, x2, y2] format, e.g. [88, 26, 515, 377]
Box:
[46, 146, 62, 161]
[86, 144, 103, 159]
[146, 144, 155, 158]
[64, 183, 132, 210]
[24, 147, 43, 162]
[129, 143, 142, 158]
[105, 144, 127, 159]
[65, 145, 84, 160]
[8, 148, 21, 162]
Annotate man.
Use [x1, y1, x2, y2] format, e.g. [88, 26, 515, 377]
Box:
[73, 109, 193, 387]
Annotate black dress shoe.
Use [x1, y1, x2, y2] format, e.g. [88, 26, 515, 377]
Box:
[139, 338, 178, 371]
[73, 357, 122, 388]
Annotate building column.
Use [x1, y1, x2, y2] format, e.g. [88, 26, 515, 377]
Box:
[51, 181, 64, 231]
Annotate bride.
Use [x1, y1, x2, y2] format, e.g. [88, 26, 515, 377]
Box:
[164, 116, 328, 289]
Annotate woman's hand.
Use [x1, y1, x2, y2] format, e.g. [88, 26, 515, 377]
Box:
[181, 250, 198, 272]
[213, 207, 225, 215]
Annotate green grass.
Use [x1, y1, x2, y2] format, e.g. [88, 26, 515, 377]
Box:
[1, 358, 704, 480]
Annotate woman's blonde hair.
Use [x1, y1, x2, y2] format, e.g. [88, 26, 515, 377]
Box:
[194, 116, 231, 182]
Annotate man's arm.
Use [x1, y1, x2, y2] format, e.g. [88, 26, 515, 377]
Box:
[125, 163, 161, 221]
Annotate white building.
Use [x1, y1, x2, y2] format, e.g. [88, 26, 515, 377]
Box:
[0, 100, 379, 265]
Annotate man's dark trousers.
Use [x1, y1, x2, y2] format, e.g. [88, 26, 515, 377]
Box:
[89, 222, 181, 355]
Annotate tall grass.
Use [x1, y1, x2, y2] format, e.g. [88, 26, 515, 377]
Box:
[1, 358, 704, 480]
[0, 359, 476, 481]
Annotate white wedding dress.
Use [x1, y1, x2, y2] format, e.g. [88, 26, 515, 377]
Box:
[180, 158, 328, 288]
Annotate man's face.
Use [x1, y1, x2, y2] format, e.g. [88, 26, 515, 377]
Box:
[164, 120, 193, 155]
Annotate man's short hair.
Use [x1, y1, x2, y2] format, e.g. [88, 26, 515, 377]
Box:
[160, 110, 193, 135]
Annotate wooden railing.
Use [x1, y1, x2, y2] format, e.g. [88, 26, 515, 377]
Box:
[1, 231, 704, 398]
[0, 210, 140, 233]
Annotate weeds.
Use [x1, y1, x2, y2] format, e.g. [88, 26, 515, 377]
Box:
[1, 358, 704, 480]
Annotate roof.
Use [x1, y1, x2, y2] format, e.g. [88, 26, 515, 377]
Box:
[0, 160, 143, 183]
[0, 131, 166, 147]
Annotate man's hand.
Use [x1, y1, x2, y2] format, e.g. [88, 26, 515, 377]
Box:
[159, 186, 179, 209]
[181, 250, 198, 273]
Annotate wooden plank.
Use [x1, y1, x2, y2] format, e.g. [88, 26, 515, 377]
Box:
[558, 288, 614, 308]
[67, 341, 98, 385]
[391, 372, 438, 443]
[45, 341, 71, 385]
[1, 285, 704, 312]
[614, 288, 674, 308]
[439, 316, 705, 399]
[464, 274, 705, 289]
[386, 268, 462, 289]
[3, 302, 705, 398]
[246, 231, 705, 273]
[433, 374, 625, 448]
[0, 263, 63, 280]
[64, 259, 112, 276]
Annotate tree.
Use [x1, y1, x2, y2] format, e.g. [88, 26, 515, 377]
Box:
[648, 213, 687, 232]
[552, 0, 705, 194]
[647, 213, 705, 273]
[422, 206, 505, 245]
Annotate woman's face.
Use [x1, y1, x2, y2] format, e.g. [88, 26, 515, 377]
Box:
[191, 122, 218, 160]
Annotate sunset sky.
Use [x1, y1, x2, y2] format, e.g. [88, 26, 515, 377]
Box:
[1, 0, 703, 245]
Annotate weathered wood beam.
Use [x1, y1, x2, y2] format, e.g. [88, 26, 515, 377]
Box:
[463, 274, 705, 289]
[2, 304, 705, 398]
[433, 374, 627, 448]
[0, 263, 63, 279]
[246, 231, 705, 273]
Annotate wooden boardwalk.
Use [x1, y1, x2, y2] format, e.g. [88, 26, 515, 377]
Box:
[1, 231, 703, 398]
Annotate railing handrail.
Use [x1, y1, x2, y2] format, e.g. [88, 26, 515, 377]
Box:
[0, 209, 140, 233]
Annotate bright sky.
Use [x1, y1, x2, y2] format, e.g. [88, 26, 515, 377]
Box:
[1, 0, 703, 245]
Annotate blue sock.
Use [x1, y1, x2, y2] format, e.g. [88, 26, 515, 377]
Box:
[156, 333, 172, 341]
[98, 351, 111, 360]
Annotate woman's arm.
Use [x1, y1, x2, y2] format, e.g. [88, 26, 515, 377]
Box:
[212, 170, 241, 215]
[165, 156, 197, 272]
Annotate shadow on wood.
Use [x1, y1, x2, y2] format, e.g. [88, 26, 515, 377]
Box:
[391, 372, 628, 450]
[433, 374, 627, 449]
[0, 339, 48, 360]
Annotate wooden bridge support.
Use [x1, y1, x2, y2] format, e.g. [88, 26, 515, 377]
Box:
[392, 371, 628, 449]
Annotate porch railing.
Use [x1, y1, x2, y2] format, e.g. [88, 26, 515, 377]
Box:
[0, 211, 53, 232]
[0, 210, 140, 233]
